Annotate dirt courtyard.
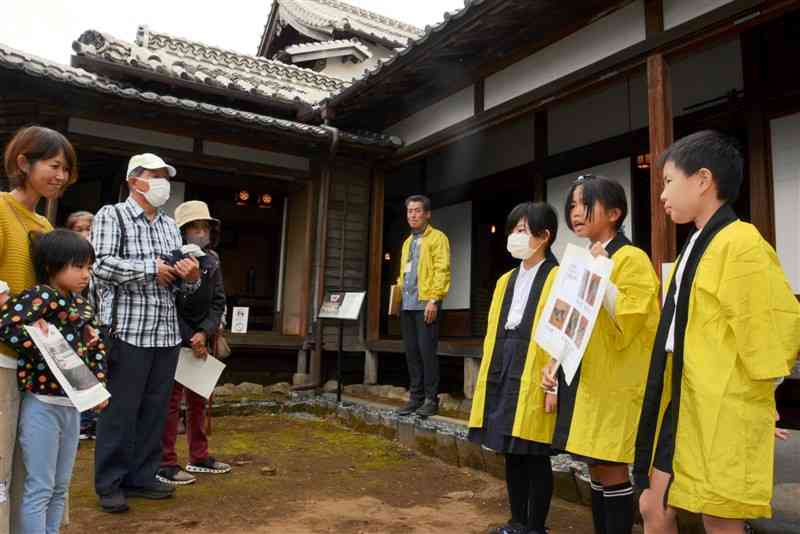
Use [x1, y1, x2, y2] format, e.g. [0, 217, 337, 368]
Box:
[65, 413, 598, 533]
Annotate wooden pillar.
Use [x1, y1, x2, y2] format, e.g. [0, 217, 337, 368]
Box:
[464, 357, 480, 400]
[310, 158, 333, 386]
[647, 54, 676, 271]
[742, 31, 775, 245]
[533, 110, 548, 201]
[366, 166, 385, 342]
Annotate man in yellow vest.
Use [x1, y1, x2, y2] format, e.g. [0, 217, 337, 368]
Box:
[396, 195, 451, 417]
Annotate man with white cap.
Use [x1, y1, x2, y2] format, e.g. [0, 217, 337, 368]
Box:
[92, 153, 201, 513]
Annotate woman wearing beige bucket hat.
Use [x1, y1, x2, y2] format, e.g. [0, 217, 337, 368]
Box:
[158, 201, 231, 486]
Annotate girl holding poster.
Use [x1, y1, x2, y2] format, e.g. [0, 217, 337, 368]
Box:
[542, 175, 660, 534]
[0, 229, 108, 533]
[468, 202, 559, 534]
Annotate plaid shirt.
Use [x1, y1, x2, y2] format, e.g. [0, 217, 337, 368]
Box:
[92, 196, 199, 348]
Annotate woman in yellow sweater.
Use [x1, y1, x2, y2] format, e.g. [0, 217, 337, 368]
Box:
[1, 126, 78, 533]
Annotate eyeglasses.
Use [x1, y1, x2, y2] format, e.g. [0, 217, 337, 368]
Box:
[574, 173, 598, 183]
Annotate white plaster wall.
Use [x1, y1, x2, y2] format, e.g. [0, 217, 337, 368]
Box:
[546, 158, 634, 261]
[663, 0, 734, 30]
[432, 201, 472, 309]
[548, 72, 648, 155]
[771, 112, 800, 292]
[485, 1, 646, 110]
[426, 113, 535, 193]
[320, 43, 395, 81]
[385, 85, 474, 145]
[670, 37, 743, 116]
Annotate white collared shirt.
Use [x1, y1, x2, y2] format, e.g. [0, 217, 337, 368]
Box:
[665, 231, 700, 352]
[505, 258, 545, 330]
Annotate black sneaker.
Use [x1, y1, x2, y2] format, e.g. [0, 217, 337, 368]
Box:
[157, 465, 197, 486]
[186, 456, 232, 474]
[416, 399, 439, 418]
[487, 523, 527, 534]
[99, 490, 129, 513]
[397, 399, 423, 416]
[123, 481, 175, 499]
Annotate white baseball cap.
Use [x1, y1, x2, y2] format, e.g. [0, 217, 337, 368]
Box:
[126, 153, 177, 178]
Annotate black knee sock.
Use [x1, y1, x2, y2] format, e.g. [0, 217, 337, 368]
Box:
[505, 454, 529, 525]
[603, 481, 634, 534]
[590, 480, 607, 534]
[525, 455, 553, 532]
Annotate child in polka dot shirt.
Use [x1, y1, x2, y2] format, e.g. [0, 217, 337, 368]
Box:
[0, 229, 107, 533]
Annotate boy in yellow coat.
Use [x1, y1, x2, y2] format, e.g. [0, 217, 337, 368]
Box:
[634, 130, 800, 534]
[469, 202, 559, 534]
[542, 175, 660, 534]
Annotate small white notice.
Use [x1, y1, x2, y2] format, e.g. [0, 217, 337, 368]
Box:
[318, 291, 366, 321]
[175, 348, 226, 399]
[24, 323, 110, 412]
[534, 243, 614, 385]
[231, 307, 250, 334]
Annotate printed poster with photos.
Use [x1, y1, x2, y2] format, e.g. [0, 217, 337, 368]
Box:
[534, 243, 614, 385]
[24, 323, 110, 412]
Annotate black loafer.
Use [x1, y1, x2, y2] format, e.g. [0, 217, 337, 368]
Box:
[397, 400, 423, 416]
[99, 491, 129, 513]
[416, 399, 439, 418]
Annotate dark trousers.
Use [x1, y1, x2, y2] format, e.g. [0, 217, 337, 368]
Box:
[161, 381, 209, 467]
[400, 309, 440, 401]
[94, 339, 180, 495]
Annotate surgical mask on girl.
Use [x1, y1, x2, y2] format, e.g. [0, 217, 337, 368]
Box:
[507, 232, 540, 260]
[136, 178, 171, 207]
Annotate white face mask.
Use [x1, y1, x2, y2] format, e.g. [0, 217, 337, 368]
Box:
[137, 178, 171, 208]
[507, 232, 538, 260]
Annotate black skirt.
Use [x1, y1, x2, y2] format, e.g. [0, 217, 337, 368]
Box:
[468, 336, 552, 456]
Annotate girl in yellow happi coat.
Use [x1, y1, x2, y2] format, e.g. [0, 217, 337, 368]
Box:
[634, 130, 800, 534]
[542, 175, 660, 534]
[468, 202, 560, 534]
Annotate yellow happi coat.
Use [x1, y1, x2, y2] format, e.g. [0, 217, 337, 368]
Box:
[469, 266, 558, 444]
[636, 212, 800, 519]
[553, 235, 660, 463]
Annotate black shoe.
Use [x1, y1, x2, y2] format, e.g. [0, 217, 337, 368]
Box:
[416, 399, 439, 418]
[397, 399, 423, 416]
[99, 491, 129, 513]
[487, 523, 527, 534]
[123, 481, 176, 500]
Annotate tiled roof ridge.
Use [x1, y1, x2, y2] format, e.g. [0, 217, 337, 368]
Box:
[0, 41, 401, 148]
[309, 0, 423, 35]
[137, 25, 346, 90]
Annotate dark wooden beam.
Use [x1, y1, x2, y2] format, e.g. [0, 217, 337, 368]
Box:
[474, 79, 485, 115]
[366, 166, 386, 342]
[645, 0, 664, 35]
[741, 30, 775, 245]
[647, 53, 676, 271]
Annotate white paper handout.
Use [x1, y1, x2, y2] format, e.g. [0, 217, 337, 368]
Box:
[24, 323, 110, 412]
[534, 243, 614, 385]
[175, 348, 226, 399]
[318, 291, 366, 321]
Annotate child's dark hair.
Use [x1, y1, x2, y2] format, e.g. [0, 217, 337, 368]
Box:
[564, 174, 627, 232]
[506, 202, 558, 249]
[30, 229, 95, 285]
[657, 130, 743, 202]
